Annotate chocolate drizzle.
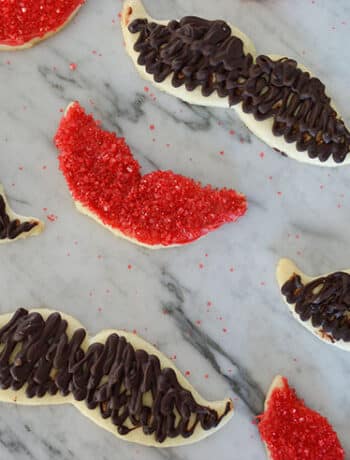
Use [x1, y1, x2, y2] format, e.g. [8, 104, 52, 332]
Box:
[129, 17, 253, 105]
[281, 273, 350, 342]
[0, 309, 230, 442]
[0, 194, 38, 240]
[242, 56, 350, 163]
[128, 17, 350, 163]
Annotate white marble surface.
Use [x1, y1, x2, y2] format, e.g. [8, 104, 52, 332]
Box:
[0, 0, 350, 458]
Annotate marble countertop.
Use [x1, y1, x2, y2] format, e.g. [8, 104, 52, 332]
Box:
[1, 0, 350, 458]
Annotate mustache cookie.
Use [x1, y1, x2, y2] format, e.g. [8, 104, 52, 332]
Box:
[121, 0, 350, 167]
[0, 183, 43, 243]
[0, 308, 233, 447]
[54, 102, 247, 249]
[277, 258, 350, 351]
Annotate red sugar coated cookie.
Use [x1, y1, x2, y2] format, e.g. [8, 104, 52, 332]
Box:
[258, 376, 344, 460]
[0, 0, 85, 48]
[54, 102, 247, 247]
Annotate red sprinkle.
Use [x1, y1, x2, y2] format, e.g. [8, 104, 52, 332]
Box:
[258, 377, 344, 460]
[0, 1, 85, 46]
[69, 62, 77, 71]
[149, 124, 155, 131]
[46, 214, 57, 222]
[55, 103, 247, 247]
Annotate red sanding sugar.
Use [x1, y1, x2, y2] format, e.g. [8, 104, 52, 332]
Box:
[258, 377, 344, 460]
[55, 102, 247, 246]
[0, 0, 84, 46]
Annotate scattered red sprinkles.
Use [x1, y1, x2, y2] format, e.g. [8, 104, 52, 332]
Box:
[258, 377, 344, 460]
[0, 0, 85, 46]
[55, 103, 247, 247]
[46, 214, 57, 222]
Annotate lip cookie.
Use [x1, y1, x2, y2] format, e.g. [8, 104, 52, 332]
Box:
[0, 183, 43, 243]
[54, 102, 247, 248]
[0, 308, 233, 447]
[0, 0, 85, 50]
[258, 376, 344, 460]
[277, 258, 350, 351]
[121, 0, 350, 167]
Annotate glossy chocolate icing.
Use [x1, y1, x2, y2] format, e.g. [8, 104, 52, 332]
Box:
[129, 17, 350, 163]
[129, 17, 253, 105]
[0, 194, 38, 240]
[0, 309, 230, 442]
[242, 56, 350, 163]
[281, 272, 350, 342]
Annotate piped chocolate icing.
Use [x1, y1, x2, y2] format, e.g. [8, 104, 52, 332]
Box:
[242, 56, 350, 163]
[0, 309, 230, 443]
[128, 17, 350, 163]
[129, 17, 253, 105]
[281, 273, 350, 342]
[0, 194, 38, 240]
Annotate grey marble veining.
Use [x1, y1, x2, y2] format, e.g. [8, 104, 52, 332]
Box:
[0, 0, 350, 458]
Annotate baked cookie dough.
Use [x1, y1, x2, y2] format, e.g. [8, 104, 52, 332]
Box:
[0, 308, 233, 447]
[0, 0, 85, 50]
[0, 183, 43, 243]
[277, 258, 350, 352]
[54, 102, 247, 248]
[258, 376, 344, 460]
[121, 0, 350, 167]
